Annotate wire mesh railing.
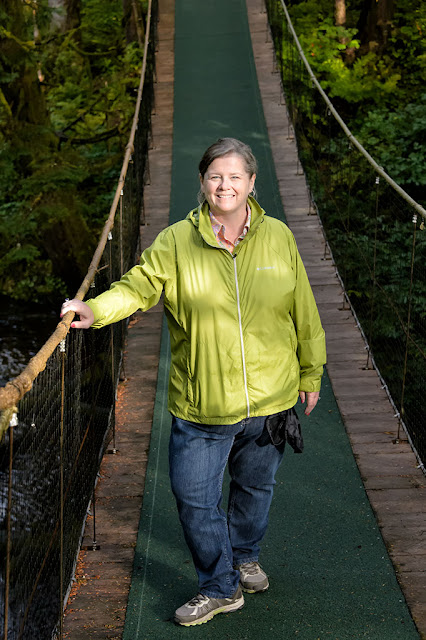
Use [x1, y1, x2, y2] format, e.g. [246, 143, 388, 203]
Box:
[265, 0, 426, 469]
[0, 0, 158, 637]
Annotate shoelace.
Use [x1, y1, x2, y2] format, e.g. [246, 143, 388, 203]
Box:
[240, 562, 260, 576]
[186, 594, 209, 609]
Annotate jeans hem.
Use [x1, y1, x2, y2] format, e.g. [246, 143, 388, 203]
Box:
[233, 556, 259, 567]
[200, 586, 240, 599]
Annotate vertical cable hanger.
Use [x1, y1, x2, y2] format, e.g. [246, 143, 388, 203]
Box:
[81, 486, 100, 552]
[120, 189, 127, 384]
[4, 410, 17, 640]
[365, 176, 380, 371]
[397, 213, 418, 443]
[107, 230, 119, 455]
[59, 339, 66, 639]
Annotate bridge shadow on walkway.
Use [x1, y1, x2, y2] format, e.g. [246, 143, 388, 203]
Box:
[123, 0, 420, 638]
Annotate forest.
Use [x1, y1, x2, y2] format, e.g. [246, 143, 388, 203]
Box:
[286, 0, 425, 203]
[1, 0, 424, 306]
[0, 0, 147, 304]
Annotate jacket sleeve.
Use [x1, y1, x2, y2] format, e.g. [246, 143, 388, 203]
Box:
[86, 227, 176, 328]
[289, 232, 326, 392]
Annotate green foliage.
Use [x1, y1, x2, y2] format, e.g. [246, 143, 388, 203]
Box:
[281, 0, 426, 197]
[0, 0, 146, 303]
[289, 0, 426, 112]
[358, 99, 426, 194]
[268, 0, 426, 450]
[294, 16, 400, 104]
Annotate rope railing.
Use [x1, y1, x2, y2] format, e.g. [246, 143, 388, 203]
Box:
[0, 1, 155, 413]
[265, 0, 425, 469]
[0, 0, 158, 637]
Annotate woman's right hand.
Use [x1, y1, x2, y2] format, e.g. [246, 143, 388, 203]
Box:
[60, 299, 95, 329]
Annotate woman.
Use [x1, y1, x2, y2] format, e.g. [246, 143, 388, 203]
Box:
[61, 138, 326, 627]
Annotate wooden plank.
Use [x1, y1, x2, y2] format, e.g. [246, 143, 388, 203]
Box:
[245, 2, 426, 638]
[62, 1, 175, 637]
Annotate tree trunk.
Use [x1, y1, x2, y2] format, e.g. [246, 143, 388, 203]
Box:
[65, 0, 81, 33]
[40, 194, 97, 291]
[358, 0, 394, 54]
[0, 0, 48, 128]
[48, 0, 68, 32]
[335, 0, 356, 61]
[335, 0, 346, 27]
[122, 0, 145, 46]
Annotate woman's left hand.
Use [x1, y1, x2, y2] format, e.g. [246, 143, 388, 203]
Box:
[299, 391, 320, 416]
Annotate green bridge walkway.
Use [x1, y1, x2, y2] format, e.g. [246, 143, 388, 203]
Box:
[121, 0, 421, 638]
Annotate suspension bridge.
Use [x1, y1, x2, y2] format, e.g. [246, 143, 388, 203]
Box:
[0, 0, 425, 638]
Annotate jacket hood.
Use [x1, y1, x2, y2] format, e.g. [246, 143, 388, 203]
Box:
[186, 196, 265, 250]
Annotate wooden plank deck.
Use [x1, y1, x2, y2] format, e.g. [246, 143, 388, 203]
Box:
[62, 0, 174, 636]
[246, 1, 426, 636]
[63, 1, 425, 638]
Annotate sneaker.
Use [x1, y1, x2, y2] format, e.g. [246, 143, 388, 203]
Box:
[236, 561, 269, 593]
[174, 585, 244, 626]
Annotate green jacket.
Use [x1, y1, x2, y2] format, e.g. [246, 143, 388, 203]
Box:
[86, 197, 326, 424]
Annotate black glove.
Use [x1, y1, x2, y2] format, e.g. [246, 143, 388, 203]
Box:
[265, 407, 303, 453]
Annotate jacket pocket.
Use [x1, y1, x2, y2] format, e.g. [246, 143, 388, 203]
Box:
[186, 357, 194, 405]
[289, 325, 299, 373]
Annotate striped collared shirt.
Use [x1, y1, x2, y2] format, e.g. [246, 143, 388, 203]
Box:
[209, 205, 251, 253]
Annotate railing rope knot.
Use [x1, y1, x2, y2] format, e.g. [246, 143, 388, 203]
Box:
[0, 406, 18, 441]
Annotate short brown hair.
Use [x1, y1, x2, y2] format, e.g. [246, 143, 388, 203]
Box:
[198, 138, 258, 204]
[198, 138, 258, 178]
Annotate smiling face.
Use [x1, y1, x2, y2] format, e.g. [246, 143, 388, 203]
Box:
[200, 153, 256, 220]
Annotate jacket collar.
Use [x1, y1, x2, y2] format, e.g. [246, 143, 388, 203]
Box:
[187, 196, 265, 252]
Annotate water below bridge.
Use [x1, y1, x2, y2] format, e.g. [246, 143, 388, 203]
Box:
[0, 296, 58, 386]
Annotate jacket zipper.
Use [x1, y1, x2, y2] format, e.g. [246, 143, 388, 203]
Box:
[233, 254, 250, 418]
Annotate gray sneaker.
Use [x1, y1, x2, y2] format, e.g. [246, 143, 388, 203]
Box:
[236, 561, 269, 593]
[174, 585, 244, 626]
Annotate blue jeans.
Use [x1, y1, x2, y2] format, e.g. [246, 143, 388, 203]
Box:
[169, 415, 285, 598]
